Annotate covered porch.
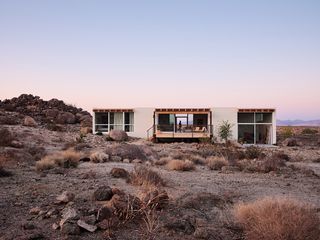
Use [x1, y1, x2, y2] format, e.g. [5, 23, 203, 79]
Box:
[153, 108, 213, 139]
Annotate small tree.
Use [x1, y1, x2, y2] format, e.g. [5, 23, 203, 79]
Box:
[219, 120, 233, 143]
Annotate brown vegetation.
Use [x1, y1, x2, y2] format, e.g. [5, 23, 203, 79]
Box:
[129, 166, 166, 187]
[36, 149, 82, 171]
[207, 156, 228, 170]
[234, 197, 320, 240]
[166, 159, 195, 171]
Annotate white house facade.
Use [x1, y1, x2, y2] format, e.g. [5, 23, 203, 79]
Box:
[93, 107, 276, 144]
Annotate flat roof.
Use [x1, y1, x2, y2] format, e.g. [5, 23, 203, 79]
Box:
[155, 108, 211, 114]
[93, 109, 134, 113]
[238, 108, 275, 112]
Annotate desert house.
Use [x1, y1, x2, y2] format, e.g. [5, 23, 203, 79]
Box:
[93, 108, 276, 144]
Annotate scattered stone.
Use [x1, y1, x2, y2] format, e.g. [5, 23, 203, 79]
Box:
[22, 221, 36, 230]
[77, 219, 97, 232]
[29, 207, 41, 215]
[60, 207, 79, 227]
[110, 168, 129, 179]
[23, 116, 37, 127]
[93, 186, 113, 201]
[10, 140, 23, 148]
[109, 130, 128, 141]
[56, 191, 75, 204]
[52, 223, 59, 230]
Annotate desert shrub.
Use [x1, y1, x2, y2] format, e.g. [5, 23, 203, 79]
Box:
[0, 166, 13, 177]
[166, 159, 195, 171]
[259, 156, 286, 173]
[90, 151, 109, 163]
[129, 166, 166, 187]
[245, 146, 263, 159]
[301, 128, 318, 135]
[282, 127, 293, 138]
[154, 157, 170, 166]
[36, 149, 82, 171]
[207, 156, 228, 170]
[0, 128, 14, 146]
[234, 197, 320, 240]
[218, 120, 233, 143]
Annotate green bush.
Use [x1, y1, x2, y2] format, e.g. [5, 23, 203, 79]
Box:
[282, 127, 293, 138]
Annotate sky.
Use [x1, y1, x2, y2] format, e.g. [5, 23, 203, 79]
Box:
[0, 0, 320, 120]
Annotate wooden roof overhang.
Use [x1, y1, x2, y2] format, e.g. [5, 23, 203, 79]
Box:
[238, 108, 275, 113]
[93, 109, 134, 113]
[155, 108, 211, 114]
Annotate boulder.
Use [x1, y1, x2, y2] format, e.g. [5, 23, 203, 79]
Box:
[80, 115, 92, 127]
[23, 116, 37, 127]
[57, 112, 76, 124]
[93, 186, 113, 201]
[44, 109, 59, 118]
[29, 207, 41, 215]
[109, 130, 128, 141]
[56, 191, 75, 204]
[110, 168, 129, 179]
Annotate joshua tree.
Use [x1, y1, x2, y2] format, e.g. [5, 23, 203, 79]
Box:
[218, 120, 233, 143]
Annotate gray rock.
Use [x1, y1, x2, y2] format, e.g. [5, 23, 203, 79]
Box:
[111, 155, 122, 162]
[93, 186, 113, 201]
[109, 130, 128, 141]
[23, 116, 37, 127]
[56, 191, 75, 204]
[77, 220, 97, 232]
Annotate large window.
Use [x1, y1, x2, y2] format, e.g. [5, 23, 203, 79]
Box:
[238, 112, 272, 144]
[95, 112, 134, 132]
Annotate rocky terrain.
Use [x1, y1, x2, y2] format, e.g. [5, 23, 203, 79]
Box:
[0, 95, 320, 240]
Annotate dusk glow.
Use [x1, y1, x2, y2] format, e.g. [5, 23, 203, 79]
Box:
[1, 1, 320, 120]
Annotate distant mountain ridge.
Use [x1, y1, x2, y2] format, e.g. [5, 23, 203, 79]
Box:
[277, 119, 320, 126]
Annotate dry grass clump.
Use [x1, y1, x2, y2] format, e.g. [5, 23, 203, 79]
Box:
[260, 156, 285, 173]
[234, 197, 320, 240]
[129, 166, 166, 187]
[166, 159, 195, 171]
[36, 149, 82, 171]
[207, 156, 228, 170]
[90, 151, 109, 163]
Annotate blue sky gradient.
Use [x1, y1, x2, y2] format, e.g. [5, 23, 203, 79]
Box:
[1, 0, 319, 119]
